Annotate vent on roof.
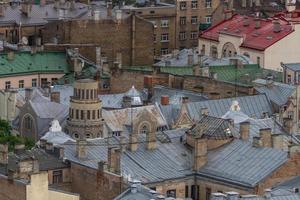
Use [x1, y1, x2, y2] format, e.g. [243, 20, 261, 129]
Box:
[266, 36, 273, 40]
[223, 27, 228, 31]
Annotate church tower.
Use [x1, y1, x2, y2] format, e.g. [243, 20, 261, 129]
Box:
[66, 79, 104, 139]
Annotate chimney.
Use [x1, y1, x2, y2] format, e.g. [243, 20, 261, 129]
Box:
[93, 10, 101, 21]
[76, 139, 87, 159]
[146, 128, 156, 150]
[188, 53, 194, 66]
[259, 128, 272, 148]
[288, 145, 300, 158]
[46, 142, 54, 151]
[201, 107, 209, 116]
[7, 51, 15, 61]
[193, 65, 200, 76]
[273, 20, 281, 33]
[0, 3, 5, 17]
[39, 139, 47, 149]
[107, 1, 112, 17]
[131, 184, 138, 194]
[193, 138, 207, 171]
[181, 96, 189, 104]
[272, 134, 283, 150]
[255, 18, 261, 29]
[226, 192, 239, 200]
[239, 121, 250, 141]
[116, 9, 122, 22]
[107, 147, 121, 174]
[95, 47, 101, 67]
[14, 144, 25, 154]
[160, 95, 169, 105]
[50, 91, 60, 103]
[243, 16, 250, 26]
[119, 136, 127, 152]
[129, 133, 138, 151]
[0, 144, 8, 165]
[253, 136, 262, 148]
[98, 161, 107, 172]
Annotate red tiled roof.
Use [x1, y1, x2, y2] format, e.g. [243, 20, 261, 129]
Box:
[199, 14, 294, 51]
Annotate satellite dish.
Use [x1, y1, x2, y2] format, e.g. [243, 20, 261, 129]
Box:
[22, 36, 28, 45]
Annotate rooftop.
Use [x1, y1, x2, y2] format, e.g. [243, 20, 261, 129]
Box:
[0, 51, 69, 77]
[200, 14, 294, 51]
[281, 62, 300, 72]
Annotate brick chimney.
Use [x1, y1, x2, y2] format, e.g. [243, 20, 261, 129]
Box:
[0, 144, 8, 165]
[146, 129, 156, 150]
[50, 91, 60, 103]
[129, 133, 138, 151]
[193, 138, 207, 171]
[160, 95, 169, 105]
[108, 147, 121, 174]
[259, 128, 272, 148]
[255, 18, 261, 29]
[107, 1, 113, 17]
[76, 139, 87, 159]
[240, 121, 250, 141]
[272, 134, 283, 150]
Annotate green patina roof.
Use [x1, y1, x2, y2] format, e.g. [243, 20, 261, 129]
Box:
[122, 66, 153, 72]
[160, 64, 282, 86]
[0, 51, 69, 77]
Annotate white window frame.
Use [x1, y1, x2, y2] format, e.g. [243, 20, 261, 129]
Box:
[179, 32, 187, 41]
[160, 20, 169, 28]
[205, 0, 212, 8]
[191, 16, 198, 24]
[161, 33, 169, 42]
[180, 2, 187, 10]
[160, 48, 169, 55]
[190, 31, 198, 39]
[191, 0, 197, 9]
[205, 16, 212, 23]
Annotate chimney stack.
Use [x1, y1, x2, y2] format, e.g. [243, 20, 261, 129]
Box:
[273, 19, 281, 33]
[188, 53, 194, 66]
[129, 133, 138, 151]
[119, 136, 127, 152]
[14, 144, 25, 154]
[107, 1, 112, 17]
[253, 136, 262, 148]
[160, 95, 169, 106]
[50, 91, 60, 103]
[7, 51, 15, 61]
[272, 134, 283, 150]
[0, 144, 8, 165]
[76, 139, 87, 159]
[108, 147, 121, 174]
[98, 161, 107, 172]
[193, 138, 207, 171]
[146, 128, 156, 150]
[259, 128, 272, 148]
[46, 142, 54, 151]
[239, 121, 250, 141]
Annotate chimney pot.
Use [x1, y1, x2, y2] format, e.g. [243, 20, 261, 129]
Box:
[240, 121, 250, 140]
[273, 20, 281, 33]
[161, 95, 169, 105]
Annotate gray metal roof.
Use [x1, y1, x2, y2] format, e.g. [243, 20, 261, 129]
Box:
[199, 140, 288, 187]
[282, 63, 300, 72]
[151, 85, 208, 105]
[61, 128, 288, 187]
[160, 95, 273, 126]
[253, 79, 295, 106]
[0, 3, 89, 26]
[190, 115, 237, 139]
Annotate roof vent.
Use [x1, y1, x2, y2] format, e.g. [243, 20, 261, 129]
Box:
[266, 36, 273, 40]
[223, 27, 228, 31]
[273, 20, 281, 33]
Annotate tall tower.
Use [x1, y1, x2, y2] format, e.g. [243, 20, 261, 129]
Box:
[66, 79, 104, 139]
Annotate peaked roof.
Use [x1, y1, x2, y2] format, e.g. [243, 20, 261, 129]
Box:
[200, 14, 294, 51]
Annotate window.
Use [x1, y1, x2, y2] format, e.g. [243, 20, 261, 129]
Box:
[51, 78, 58, 86]
[73, 133, 79, 139]
[92, 110, 95, 120]
[81, 110, 84, 120]
[86, 89, 89, 99]
[210, 45, 218, 58]
[53, 170, 63, 184]
[86, 133, 91, 138]
[81, 90, 85, 99]
[288, 111, 294, 119]
[191, 16, 198, 24]
[87, 110, 90, 120]
[167, 189, 176, 198]
[90, 90, 93, 99]
[206, 187, 211, 200]
[31, 79, 37, 87]
[5, 81, 11, 89]
[180, 17, 186, 25]
[185, 185, 189, 198]
[154, 34, 156, 43]
[243, 52, 250, 58]
[160, 48, 169, 55]
[205, 15, 212, 23]
[179, 32, 187, 41]
[191, 31, 198, 39]
[161, 33, 169, 42]
[201, 44, 205, 54]
[18, 80, 24, 88]
[205, 0, 212, 8]
[287, 75, 292, 84]
[150, 10, 155, 14]
[257, 56, 261, 66]
[160, 20, 169, 28]
[180, 2, 186, 10]
[41, 78, 48, 88]
[98, 110, 100, 118]
[191, 0, 197, 9]
[76, 110, 79, 119]
[24, 116, 33, 130]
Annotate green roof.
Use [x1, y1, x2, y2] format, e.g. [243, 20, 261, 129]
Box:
[0, 51, 69, 77]
[159, 64, 282, 86]
[122, 66, 153, 72]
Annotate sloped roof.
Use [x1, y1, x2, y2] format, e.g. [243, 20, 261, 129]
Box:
[200, 15, 294, 51]
[281, 63, 300, 72]
[253, 79, 295, 106]
[199, 140, 288, 187]
[0, 52, 69, 77]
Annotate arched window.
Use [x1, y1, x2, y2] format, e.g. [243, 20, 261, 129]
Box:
[73, 133, 79, 139]
[24, 116, 33, 130]
[86, 133, 91, 139]
[140, 124, 149, 135]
